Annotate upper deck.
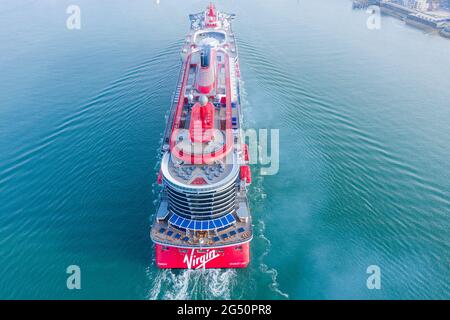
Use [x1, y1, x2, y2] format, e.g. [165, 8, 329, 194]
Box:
[161, 3, 243, 189]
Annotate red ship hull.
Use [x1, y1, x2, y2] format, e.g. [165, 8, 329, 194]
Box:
[155, 243, 250, 269]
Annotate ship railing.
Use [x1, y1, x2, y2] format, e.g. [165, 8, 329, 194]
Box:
[162, 62, 186, 149]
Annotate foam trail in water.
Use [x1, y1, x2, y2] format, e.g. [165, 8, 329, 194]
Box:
[239, 79, 289, 299]
[147, 268, 237, 300]
[257, 220, 289, 299]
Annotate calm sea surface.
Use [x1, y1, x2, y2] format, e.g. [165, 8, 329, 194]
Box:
[0, 0, 449, 299]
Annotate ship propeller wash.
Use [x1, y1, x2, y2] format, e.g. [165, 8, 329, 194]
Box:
[150, 3, 252, 269]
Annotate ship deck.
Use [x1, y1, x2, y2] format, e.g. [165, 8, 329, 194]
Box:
[151, 217, 252, 248]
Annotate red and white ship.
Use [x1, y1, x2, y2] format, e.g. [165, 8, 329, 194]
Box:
[150, 3, 252, 269]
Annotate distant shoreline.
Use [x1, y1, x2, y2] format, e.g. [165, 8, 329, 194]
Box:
[353, 0, 450, 39]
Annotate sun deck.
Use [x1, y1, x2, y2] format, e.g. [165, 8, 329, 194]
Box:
[151, 198, 252, 248]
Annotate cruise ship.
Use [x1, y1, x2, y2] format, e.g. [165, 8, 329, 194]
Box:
[150, 3, 252, 269]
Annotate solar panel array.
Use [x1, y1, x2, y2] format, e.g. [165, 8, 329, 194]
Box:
[169, 212, 236, 231]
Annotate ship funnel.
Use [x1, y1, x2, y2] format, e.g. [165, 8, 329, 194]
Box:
[197, 46, 215, 94]
[200, 46, 211, 68]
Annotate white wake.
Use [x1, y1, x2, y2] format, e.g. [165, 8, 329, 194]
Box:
[147, 268, 237, 300]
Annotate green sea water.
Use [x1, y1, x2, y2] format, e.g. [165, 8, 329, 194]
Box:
[0, 0, 449, 299]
